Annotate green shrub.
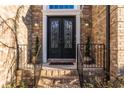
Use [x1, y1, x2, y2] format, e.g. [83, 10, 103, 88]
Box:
[82, 76, 124, 88]
[32, 36, 39, 57]
[85, 36, 91, 57]
[4, 81, 28, 88]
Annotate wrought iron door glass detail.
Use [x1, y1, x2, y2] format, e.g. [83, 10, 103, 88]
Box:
[47, 17, 76, 58]
[64, 20, 72, 48]
[50, 20, 59, 48]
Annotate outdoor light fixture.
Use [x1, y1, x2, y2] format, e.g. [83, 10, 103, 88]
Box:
[85, 23, 89, 27]
[34, 23, 39, 27]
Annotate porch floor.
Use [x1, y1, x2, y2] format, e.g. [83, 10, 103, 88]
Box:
[42, 62, 77, 70]
[42, 62, 104, 71]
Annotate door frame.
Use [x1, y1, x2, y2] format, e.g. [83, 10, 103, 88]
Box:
[42, 6, 80, 63]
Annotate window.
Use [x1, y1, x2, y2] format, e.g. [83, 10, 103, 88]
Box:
[49, 5, 74, 9]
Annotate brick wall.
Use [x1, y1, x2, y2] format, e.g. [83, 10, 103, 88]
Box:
[92, 5, 106, 44]
[29, 5, 43, 63]
[92, 5, 118, 78]
[0, 5, 29, 87]
[91, 5, 124, 78]
[110, 6, 118, 78]
[0, 5, 43, 87]
[117, 6, 124, 76]
[80, 5, 92, 44]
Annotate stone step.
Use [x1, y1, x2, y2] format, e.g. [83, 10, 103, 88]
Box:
[19, 64, 80, 88]
[15, 69, 34, 87]
[40, 69, 78, 77]
[48, 59, 76, 63]
[41, 76, 79, 79]
[37, 76, 80, 88]
[37, 69, 80, 88]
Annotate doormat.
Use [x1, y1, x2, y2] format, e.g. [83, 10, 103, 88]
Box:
[49, 62, 74, 65]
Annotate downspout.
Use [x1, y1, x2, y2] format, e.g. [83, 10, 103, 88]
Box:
[106, 5, 110, 81]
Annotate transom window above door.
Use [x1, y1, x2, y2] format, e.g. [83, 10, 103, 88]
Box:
[44, 5, 79, 10]
[47, 5, 77, 10]
[49, 5, 76, 9]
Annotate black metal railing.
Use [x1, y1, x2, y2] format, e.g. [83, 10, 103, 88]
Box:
[33, 44, 42, 87]
[77, 43, 106, 87]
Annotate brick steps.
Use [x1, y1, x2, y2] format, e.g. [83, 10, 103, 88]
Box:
[48, 59, 75, 65]
[41, 69, 78, 77]
[16, 69, 35, 87]
[37, 78, 79, 88]
[41, 76, 78, 79]
[37, 69, 80, 88]
[16, 62, 80, 88]
[48, 59, 75, 62]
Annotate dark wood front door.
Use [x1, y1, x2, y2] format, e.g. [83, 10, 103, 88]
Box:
[47, 16, 76, 58]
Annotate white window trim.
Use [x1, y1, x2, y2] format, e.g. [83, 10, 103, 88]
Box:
[42, 5, 80, 63]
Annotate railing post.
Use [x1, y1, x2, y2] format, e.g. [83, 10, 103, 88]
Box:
[33, 63, 36, 87]
[77, 44, 78, 70]
[103, 44, 106, 82]
[16, 43, 20, 70]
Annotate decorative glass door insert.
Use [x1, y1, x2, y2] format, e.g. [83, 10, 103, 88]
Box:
[47, 16, 76, 58]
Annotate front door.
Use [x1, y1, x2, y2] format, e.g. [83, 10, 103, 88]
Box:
[47, 16, 76, 58]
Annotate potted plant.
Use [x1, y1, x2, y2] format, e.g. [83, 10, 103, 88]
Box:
[84, 36, 92, 64]
[32, 36, 39, 64]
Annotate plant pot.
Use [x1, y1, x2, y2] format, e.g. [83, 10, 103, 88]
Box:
[83, 56, 92, 64]
[32, 56, 36, 64]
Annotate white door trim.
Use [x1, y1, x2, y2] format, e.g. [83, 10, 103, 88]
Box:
[42, 5, 80, 63]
